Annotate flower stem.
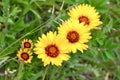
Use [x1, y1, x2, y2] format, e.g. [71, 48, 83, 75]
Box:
[42, 65, 49, 80]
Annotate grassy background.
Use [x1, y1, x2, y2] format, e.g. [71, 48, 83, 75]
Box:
[0, 0, 120, 80]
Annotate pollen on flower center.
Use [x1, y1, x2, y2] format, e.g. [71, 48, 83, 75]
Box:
[78, 16, 90, 25]
[67, 31, 79, 43]
[45, 44, 59, 58]
[24, 42, 31, 48]
[21, 52, 29, 60]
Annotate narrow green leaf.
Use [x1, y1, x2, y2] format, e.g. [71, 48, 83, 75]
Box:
[103, 18, 113, 33]
[31, 71, 43, 80]
[3, 0, 9, 17]
[0, 32, 5, 44]
[104, 51, 115, 60]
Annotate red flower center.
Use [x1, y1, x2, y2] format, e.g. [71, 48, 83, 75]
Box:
[21, 52, 29, 60]
[78, 16, 89, 25]
[24, 42, 31, 48]
[67, 31, 79, 43]
[45, 44, 59, 58]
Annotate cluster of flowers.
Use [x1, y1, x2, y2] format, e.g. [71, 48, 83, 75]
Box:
[17, 4, 102, 66]
[17, 39, 33, 63]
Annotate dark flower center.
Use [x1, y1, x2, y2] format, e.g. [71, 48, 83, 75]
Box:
[24, 42, 31, 48]
[45, 44, 59, 58]
[78, 16, 90, 25]
[67, 31, 79, 43]
[21, 52, 29, 60]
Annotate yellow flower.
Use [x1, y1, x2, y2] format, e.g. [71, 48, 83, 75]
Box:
[58, 19, 92, 53]
[17, 49, 33, 63]
[22, 39, 33, 50]
[68, 4, 102, 29]
[34, 31, 70, 66]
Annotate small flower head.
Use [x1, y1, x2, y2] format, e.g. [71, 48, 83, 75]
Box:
[58, 19, 92, 53]
[68, 4, 102, 29]
[17, 49, 33, 63]
[22, 39, 33, 50]
[34, 31, 70, 66]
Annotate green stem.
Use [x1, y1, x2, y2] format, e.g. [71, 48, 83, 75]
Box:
[42, 65, 49, 80]
[14, 61, 24, 80]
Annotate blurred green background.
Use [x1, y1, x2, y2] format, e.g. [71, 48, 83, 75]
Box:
[0, 0, 120, 80]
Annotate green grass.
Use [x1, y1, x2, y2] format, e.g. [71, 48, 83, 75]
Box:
[0, 0, 120, 80]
